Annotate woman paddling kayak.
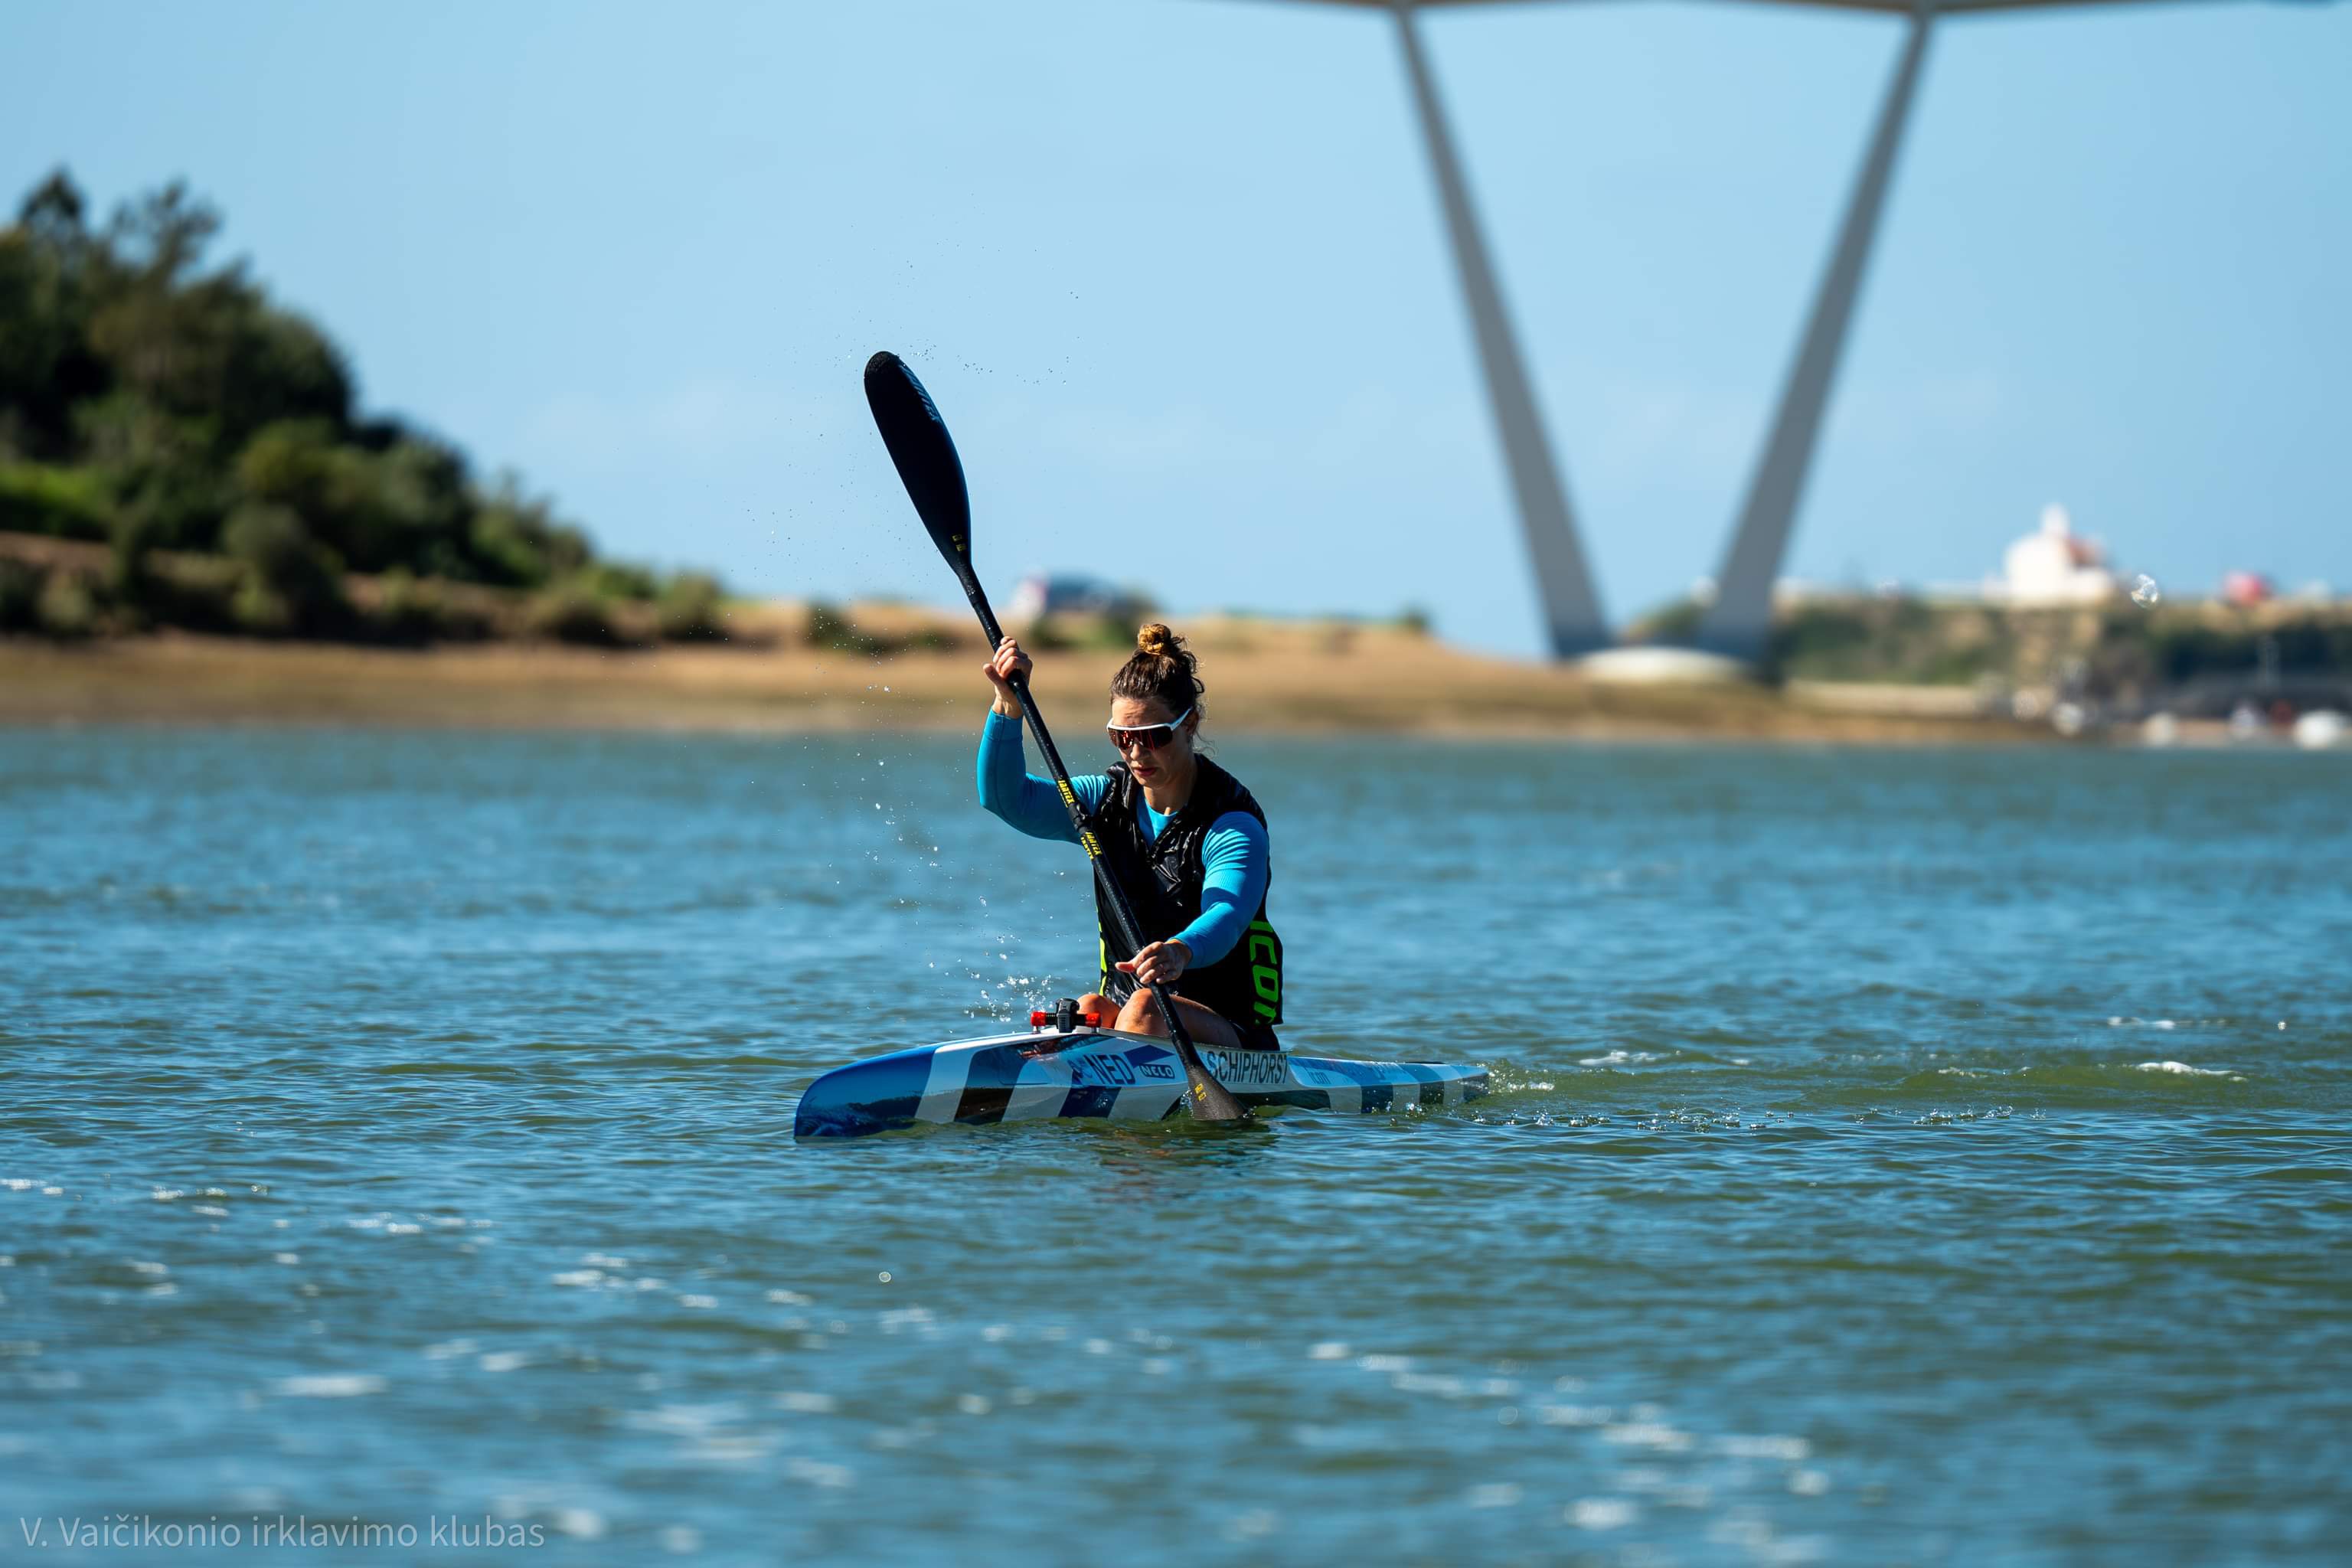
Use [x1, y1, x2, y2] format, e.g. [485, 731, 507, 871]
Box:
[979, 622, 1285, 1053]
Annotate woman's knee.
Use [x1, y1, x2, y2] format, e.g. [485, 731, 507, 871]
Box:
[1116, 988, 1163, 1034]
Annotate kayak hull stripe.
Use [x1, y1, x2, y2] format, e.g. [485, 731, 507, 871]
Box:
[1002, 1052, 1077, 1122]
[794, 1029, 1489, 1138]
[916, 1044, 984, 1124]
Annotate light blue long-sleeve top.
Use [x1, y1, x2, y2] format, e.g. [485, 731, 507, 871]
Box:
[975, 710, 1269, 966]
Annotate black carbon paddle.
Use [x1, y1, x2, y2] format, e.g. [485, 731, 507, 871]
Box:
[862, 350, 1250, 1125]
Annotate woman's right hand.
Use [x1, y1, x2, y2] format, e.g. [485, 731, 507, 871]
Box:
[983, 635, 1032, 717]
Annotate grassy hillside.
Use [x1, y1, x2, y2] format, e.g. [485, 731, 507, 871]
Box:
[0, 171, 720, 645]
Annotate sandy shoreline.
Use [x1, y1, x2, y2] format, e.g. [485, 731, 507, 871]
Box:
[0, 619, 2047, 743]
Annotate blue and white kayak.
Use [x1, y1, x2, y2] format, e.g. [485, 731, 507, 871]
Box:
[793, 1025, 1489, 1138]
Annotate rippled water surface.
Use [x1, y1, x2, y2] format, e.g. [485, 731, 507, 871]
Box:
[4, 728, 2347, 1565]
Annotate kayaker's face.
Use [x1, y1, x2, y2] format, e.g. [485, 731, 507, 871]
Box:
[1106, 695, 1192, 786]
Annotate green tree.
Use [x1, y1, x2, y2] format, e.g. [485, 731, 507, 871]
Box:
[0, 172, 107, 461]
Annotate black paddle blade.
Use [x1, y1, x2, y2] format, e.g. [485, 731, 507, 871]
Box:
[863, 351, 974, 583]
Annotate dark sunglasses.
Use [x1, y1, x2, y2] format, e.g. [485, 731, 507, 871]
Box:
[1106, 706, 1194, 752]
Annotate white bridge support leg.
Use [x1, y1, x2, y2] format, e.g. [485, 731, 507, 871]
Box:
[1390, 0, 1610, 658]
[1696, 5, 1937, 666]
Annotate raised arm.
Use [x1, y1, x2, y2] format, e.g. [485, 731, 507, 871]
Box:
[977, 635, 1105, 841]
[977, 711, 1105, 842]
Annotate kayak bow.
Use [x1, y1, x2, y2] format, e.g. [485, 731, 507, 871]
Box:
[793, 1026, 1488, 1138]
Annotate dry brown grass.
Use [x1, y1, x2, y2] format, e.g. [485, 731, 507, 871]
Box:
[0, 606, 2042, 743]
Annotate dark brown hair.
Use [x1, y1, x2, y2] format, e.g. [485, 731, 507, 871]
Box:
[1110, 622, 1203, 725]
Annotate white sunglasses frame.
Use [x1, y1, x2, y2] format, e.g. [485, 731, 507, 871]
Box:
[1104, 705, 1195, 750]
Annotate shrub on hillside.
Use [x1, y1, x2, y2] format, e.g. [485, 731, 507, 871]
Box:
[0, 462, 113, 541]
[373, 567, 448, 645]
[0, 558, 44, 629]
[526, 578, 641, 648]
[576, 560, 659, 603]
[469, 484, 590, 590]
[656, 573, 727, 642]
[142, 552, 242, 635]
[36, 570, 100, 638]
[806, 601, 880, 655]
[221, 501, 345, 635]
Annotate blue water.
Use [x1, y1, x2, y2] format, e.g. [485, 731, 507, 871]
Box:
[3, 729, 2347, 1564]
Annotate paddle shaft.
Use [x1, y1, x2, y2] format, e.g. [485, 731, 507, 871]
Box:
[959, 587, 1246, 1121]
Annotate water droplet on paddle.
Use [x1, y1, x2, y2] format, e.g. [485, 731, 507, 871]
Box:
[2131, 574, 2161, 608]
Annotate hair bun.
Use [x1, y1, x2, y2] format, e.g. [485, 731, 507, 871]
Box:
[1112, 622, 1204, 722]
[1135, 622, 1181, 658]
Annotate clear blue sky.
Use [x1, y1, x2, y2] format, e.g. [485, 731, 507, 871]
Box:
[4, 0, 2344, 653]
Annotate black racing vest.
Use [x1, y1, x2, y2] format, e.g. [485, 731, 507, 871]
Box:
[1087, 756, 1285, 1034]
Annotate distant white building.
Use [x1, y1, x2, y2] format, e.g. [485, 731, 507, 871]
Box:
[1998, 505, 2118, 606]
